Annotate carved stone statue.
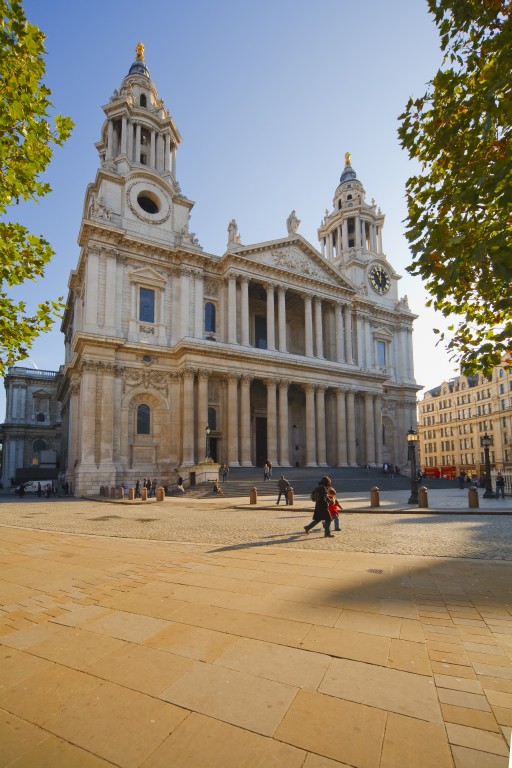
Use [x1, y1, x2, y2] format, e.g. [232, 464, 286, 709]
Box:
[227, 219, 240, 243]
[286, 210, 300, 235]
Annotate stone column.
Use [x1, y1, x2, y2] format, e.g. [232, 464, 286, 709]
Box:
[127, 120, 133, 161]
[336, 389, 348, 466]
[374, 394, 383, 466]
[266, 283, 276, 351]
[304, 384, 316, 466]
[150, 131, 156, 168]
[314, 298, 324, 358]
[364, 392, 376, 465]
[100, 364, 114, 464]
[197, 371, 209, 462]
[194, 272, 204, 338]
[80, 363, 97, 464]
[316, 386, 327, 466]
[304, 294, 313, 357]
[68, 382, 80, 473]
[171, 144, 176, 177]
[240, 277, 249, 345]
[181, 369, 195, 466]
[265, 378, 277, 465]
[335, 303, 344, 362]
[107, 120, 114, 159]
[121, 116, 127, 155]
[343, 305, 353, 363]
[180, 270, 191, 338]
[327, 234, 333, 260]
[342, 219, 349, 252]
[85, 249, 99, 329]
[240, 375, 252, 466]
[365, 316, 373, 368]
[278, 380, 291, 466]
[346, 389, 357, 465]
[135, 123, 141, 163]
[227, 275, 237, 344]
[227, 375, 240, 466]
[278, 287, 287, 352]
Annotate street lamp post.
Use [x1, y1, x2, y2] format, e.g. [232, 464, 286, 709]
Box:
[205, 424, 211, 460]
[481, 433, 495, 498]
[407, 428, 419, 504]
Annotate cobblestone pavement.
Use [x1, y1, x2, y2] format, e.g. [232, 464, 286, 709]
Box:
[0, 490, 511, 560]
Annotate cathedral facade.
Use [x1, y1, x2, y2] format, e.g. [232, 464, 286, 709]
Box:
[58, 46, 420, 496]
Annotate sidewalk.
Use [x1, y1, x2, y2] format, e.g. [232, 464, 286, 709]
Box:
[0, 507, 511, 767]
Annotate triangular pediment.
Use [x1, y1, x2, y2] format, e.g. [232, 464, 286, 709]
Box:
[228, 236, 356, 291]
[128, 266, 166, 286]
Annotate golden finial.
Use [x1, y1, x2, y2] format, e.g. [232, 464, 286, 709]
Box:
[136, 42, 145, 61]
[345, 151, 351, 167]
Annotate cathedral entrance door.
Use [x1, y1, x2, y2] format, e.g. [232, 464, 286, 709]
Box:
[209, 438, 218, 463]
[255, 417, 267, 466]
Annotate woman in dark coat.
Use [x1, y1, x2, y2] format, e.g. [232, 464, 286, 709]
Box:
[304, 476, 333, 537]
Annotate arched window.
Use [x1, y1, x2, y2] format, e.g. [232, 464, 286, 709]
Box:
[32, 439, 47, 465]
[140, 94, 147, 107]
[208, 407, 217, 430]
[36, 412, 45, 422]
[137, 404, 151, 435]
[205, 302, 216, 333]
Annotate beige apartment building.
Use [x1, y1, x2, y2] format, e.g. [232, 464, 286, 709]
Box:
[417, 365, 512, 479]
[57, 45, 420, 496]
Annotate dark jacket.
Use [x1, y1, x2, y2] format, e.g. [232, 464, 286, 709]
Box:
[312, 484, 330, 522]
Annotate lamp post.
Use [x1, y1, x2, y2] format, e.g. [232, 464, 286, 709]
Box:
[407, 427, 419, 504]
[205, 424, 211, 460]
[481, 433, 495, 498]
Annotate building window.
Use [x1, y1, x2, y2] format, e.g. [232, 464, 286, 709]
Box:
[32, 439, 47, 465]
[140, 94, 147, 107]
[377, 341, 386, 368]
[205, 302, 216, 334]
[208, 407, 217, 430]
[139, 288, 155, 323]
[137, 404, 150, 435]
[255, 315, 267, 349]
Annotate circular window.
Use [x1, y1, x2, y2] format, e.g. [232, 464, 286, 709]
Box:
[137, 192, 160, 214]
[127, 182, 171, 224]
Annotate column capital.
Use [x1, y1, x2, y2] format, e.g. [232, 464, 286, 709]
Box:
[315, 384, 327, 395]
[303, 383, 315, 394]
[197, 369, 211, 382]
[240, 373, 253, 386]
[226, 373, 240, 384]
[263, 377, 277, 389]
[277, 378, 291, 389]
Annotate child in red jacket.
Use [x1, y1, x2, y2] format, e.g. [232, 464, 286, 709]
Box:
[327, 487, 342, 532]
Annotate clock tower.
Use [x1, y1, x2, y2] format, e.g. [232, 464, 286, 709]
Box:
[317, 154, 398, 303]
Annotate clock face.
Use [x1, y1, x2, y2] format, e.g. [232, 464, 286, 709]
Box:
[369, 265, 391, 294]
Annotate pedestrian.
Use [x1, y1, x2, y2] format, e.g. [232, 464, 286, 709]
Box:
[267, 460, 272, 479]
[221, 463, 229, 482]
[151, 478, 157, 497]
[37, 482, 42, 497]
[327, 487, 343, 532]
[276, 475, 291, 505]
[177, 475, 185, 493]
[304, 476, 333, 537]
[135, 479, 141, 498]
[390, 464, 396, 479]
[212, 480, 224, 496]
[496, 471, 505, 499]
[458, 470, 466, 489]
[263, 462, 270, 481]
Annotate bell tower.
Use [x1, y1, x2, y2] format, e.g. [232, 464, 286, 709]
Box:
[318, 153, 398, 301]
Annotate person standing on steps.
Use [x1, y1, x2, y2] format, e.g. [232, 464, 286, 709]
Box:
[304, 476, 333, 537]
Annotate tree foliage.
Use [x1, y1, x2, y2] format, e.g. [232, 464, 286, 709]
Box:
[0, 0, 73, 375]
[398, 0, 511, 375]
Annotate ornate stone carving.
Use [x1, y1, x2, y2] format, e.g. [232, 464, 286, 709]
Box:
[204, 279, 219, 297]
[273, 249, 318, 277]
[286, 210, 300, 234]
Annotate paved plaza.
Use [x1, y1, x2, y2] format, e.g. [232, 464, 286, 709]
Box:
[0, 493, 511, 767]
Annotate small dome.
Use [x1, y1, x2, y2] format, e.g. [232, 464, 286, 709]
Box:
[128, 58, 151, 78]
[339, 163, 357, 185]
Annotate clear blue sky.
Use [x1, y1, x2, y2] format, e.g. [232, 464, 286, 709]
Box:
[2, 0, 459, 418]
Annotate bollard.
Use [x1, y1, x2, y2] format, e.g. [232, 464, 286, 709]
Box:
[249, 486, 257, 505]
[287, 487, 294, 506]
[110, 486, 116, 498]
[418, 486, 428, 508]
[118, 487, 124, 499]
[468, 486, 479, 509]
[128, 488, 135, 500]
[370, 486, 380, 507]
[156, 486, 165, 502]
[141, 487, 148, 501]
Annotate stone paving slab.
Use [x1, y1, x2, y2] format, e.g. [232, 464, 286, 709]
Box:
[0, 517, 512, 766]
